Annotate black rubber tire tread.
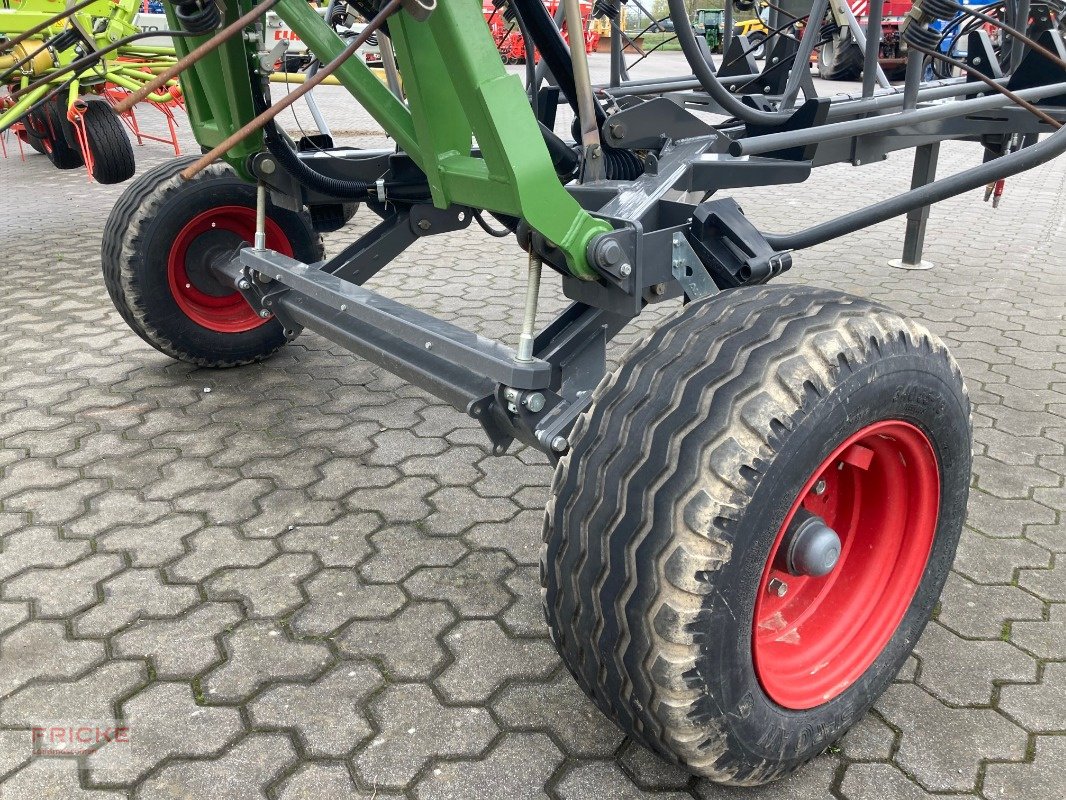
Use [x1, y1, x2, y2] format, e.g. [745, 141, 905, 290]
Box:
[818, 38, 864, 80]
[543, 284, 971, 785]
[102, 156, 324, 368]
[80, 100, 136, 184]
[40, 99, 84, 169]
[21, 110, 50, 155]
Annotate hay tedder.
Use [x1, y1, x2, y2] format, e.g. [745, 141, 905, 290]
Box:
[17, 0, 1058, 785]
[0, 0, 183, 182]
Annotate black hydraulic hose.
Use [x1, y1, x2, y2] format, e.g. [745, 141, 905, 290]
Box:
[667, 0, 794, 125]
[765, 125, 1066, 250]
[510, 0, 606, 125]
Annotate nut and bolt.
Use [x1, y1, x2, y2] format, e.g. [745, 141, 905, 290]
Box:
[768, 578, 788, 597]
[618, 263, 632, 277]
[258, 309, 272, 319]
[813, 479, 827, 495]
[593, 238, 625, 269]
[238, 279, 252, 291]
[417, 219, 432, 231]
[259, 158, 276, 175]
[653, 283, 666, 296]
[551, 436, 569, 453]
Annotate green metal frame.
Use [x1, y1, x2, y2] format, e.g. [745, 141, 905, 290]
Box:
[175, 0, 610, 279]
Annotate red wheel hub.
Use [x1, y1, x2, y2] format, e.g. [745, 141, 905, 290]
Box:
[166, 206, 293, 333]
[753, 420, 940, 710]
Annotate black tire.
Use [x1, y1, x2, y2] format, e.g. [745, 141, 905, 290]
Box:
[39, 99, 84, 170]
[542, 285, 971, 784]
[102, 156, 324, 367]
[748, 31, 767, 60]
[817, 38, 864, 80]
[78, 99, 136, 184]
[20, 110, 50, 155]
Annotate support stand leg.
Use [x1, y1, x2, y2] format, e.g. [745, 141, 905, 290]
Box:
[890, 142, 939, 270]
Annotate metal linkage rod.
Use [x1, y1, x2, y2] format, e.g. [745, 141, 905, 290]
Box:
[765, 116, 1066, 250]
[181, 0, 403, 180]
[113, 0, 279, 114]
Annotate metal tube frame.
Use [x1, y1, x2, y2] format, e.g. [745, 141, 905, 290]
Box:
[166, 0, 1066, 456]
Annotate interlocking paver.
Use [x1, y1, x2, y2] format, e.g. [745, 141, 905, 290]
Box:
[248, 663, 382, 756]
[982, 734, 1066, 800]
[134, 733, 297, 800]
[112, 601, 243, 679]
[87, 682, 243, 785]
[337, 601, 455, 679]
[353, 683, 497, 788]
[876, 683, 1028, 791]
[201, 622, 331, 703]
[2, 54, 1065, 800]
[415, 732, 562, 800]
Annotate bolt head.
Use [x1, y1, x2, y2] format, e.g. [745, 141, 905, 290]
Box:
[523, 392, 546, 413]
[551, 436, 569, 453]
[813, 479, 827, 495]
[260, 159, 276, 175]
[238, 279, 251, 290]
[594, 239, 624, 269]
[768, 578, 788, 597]
[258, 309, 271, 318]
[618, 263, 632, 277]
[417, 219, 431, 231]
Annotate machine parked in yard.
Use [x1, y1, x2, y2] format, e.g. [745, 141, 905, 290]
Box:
[10, 0, 1064, 786]
[0, 0, 184, 181]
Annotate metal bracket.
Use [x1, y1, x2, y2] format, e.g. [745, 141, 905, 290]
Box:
[671, 232, 717, 302]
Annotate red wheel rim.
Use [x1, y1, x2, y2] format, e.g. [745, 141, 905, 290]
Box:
[166, 206, 294, 333]
[752, 420, 940, 710]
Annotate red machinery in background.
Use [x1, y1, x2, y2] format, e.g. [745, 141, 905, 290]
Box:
[484, 0, 600, 63]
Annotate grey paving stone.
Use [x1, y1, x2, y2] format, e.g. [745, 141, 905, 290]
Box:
[404, 550, 515, 618]
[913, 622, 1037, 705]
[87, 682, 243, 785]
[952, 528, 1051, 584]
[935, 572, 1044, 639]
[0, 526, 90, 580]
[492, 671, 625, 758]
[0, 759, 125, 800]
[0, 601, 28, 637]
[2, 554, 124, 617]
[501, 564, 546, 637]
[353, 683, 497, 789]
[1017, 557, 1066, 602]
[839, 762, 968, 800]
[1009, 602, 1066, 658]
[839, 714, 897, 762]
[998, 660, 1066, 732]
[95, 514, 203, 568]
[205, 554, 317, 617]
[558, 761, 690, 800]
[112, 601, 243, 679]
[249, 663, 382, 756]
[0, 620, 103, 698]
[276, 762, 398, 800]
[693, 755, 841, 799]
[982, 734, 1066, 800]
[359, 527, 467, 583]
[415, 732, 562, 800]
[278, 515, 378, 566]
[875, 683, 1027, 792]
[288, 568, 405, 636]
[0, 660, 146, 727]
[436, 620, 556, 703]
[166, 527, 276, 582]
[134, 732, 297, 800]
[337, 601, 455, 680]
[72, 569, 199, 637]
[618, 741, 693, 790]
[201, 622, 331, 703]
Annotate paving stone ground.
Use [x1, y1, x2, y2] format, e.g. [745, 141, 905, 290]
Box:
[0, 52, 1063, 800]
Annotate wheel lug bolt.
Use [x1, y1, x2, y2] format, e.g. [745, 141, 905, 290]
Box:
[813, 479, 827, 495]
[258, 309, 271, 318]
[768, 578, 788, 597]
